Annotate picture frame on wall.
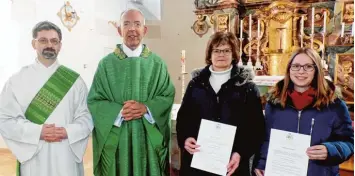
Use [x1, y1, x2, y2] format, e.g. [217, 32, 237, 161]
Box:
[334, 53, 354, 104]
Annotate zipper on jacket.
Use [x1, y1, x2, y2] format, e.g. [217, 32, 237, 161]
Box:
[297, 111, 302, 133]
[215, 96, 221, 121]
[310, 118, 315, 136]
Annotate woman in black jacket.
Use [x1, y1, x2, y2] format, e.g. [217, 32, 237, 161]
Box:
[176, 32, 265, 176]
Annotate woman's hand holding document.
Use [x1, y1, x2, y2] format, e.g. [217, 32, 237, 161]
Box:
[190, 119, 237, 176]
[184, 137, 200, 154]
[264, 129, 311, 176]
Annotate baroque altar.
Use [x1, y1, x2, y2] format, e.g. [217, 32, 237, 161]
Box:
[190, 0, 354, 109]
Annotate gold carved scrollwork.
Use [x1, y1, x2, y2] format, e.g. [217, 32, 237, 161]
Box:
[210, 14, 215, 25]
[303, 35, 322, 52]
[271, 12, 293, 24]
[192, 15, 210, 38]
[216, 13, 230, 32]
[242, 16, 266, 55]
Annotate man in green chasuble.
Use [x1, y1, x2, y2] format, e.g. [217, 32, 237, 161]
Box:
[87, 9, 175, 176]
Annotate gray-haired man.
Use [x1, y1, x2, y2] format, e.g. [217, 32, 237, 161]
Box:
[88, 9, 175, 176]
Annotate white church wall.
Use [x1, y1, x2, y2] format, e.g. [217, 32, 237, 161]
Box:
[0, 0, 20, 91]
[143, 0, 211, 103]
[2, 0, 128, 90]
[143, 0, 161, 20]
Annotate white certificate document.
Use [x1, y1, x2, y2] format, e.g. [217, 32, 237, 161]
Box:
[265, 129, 311, 176]
[191, 119, 237, 175]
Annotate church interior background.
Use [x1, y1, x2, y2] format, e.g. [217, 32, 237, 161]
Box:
[0, 0, 353, 176]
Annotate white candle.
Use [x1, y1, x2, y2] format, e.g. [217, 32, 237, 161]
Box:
[323, 11, 327, 34]
[341, 22, 345, 37]
[301, 16, 304, 48]
[301, 16, 304, 35]
[352, 22, 354, 37]
[257, 19, 260, 39]
[240, 19, 243, 38]
[311, 7, 315, 34]
[249, 14, 252, 39]
[181, 50, 186, 73]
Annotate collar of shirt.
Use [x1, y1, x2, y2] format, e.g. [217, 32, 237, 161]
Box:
[35, 58, 59, 70]
[209, 65, 233, 75]
[122, 43, 143, 57]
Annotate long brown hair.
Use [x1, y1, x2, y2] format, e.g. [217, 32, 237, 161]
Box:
[271, 48, 336, 109]
[205, 32, 239, 65]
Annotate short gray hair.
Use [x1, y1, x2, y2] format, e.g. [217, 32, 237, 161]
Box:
[119, 9, 146, 26]
[32, 21, 62, 41]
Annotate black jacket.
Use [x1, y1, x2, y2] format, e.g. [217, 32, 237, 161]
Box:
[176, 64, 266, 176]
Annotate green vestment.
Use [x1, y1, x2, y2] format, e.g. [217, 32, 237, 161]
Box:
[87, 44, 175, 176]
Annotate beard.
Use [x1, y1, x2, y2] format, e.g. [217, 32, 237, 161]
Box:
[42, 48, 57, 60]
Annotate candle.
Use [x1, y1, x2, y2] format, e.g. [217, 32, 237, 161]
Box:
[301, 16, 304, 35]
[248, 14, 252, 64]
[311, 7, 315, 34]
[181, 50, 186, 73]
[249, 14, 252, 39]
[240, 19, 243, 38]
[323, 11, 327, 34]
[180, 50, 186, 102]
[352, 22, 354, 37]
[341, 22, 345, 37]
[257, 19, 260, 39]
[301, 16, 304, 48]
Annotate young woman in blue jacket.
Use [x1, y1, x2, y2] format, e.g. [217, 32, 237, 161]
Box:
[254, 48, 354, 176]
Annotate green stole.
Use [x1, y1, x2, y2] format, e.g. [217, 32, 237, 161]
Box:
[16, 65, 79, 176]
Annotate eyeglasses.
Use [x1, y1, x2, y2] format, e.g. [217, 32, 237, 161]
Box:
[35, 38, 61, 45]
[290, 64, 316, 72]
[212, 48, 232, 55]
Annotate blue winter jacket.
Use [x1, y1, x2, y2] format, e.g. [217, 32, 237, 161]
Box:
[255, 80, 354, 176]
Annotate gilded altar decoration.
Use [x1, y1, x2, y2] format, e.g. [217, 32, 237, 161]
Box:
[195, 0, 237, 9]
[243, 1, 324, 76]
[190, 0, 353, 78]
[244, 0, 271, 3]
[193, 0, 238, 37]
[343, 1, 354, 24]
[341, 34, 355, 45]
[334, 53, 354, 104]
[216, 13, 230, 32]
[192, 15, 210, 37]
[57, 1, 80, 31]
[251, 2, 297, 75]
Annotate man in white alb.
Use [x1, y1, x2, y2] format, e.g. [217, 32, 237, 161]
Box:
[0, 21, 93, 176]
